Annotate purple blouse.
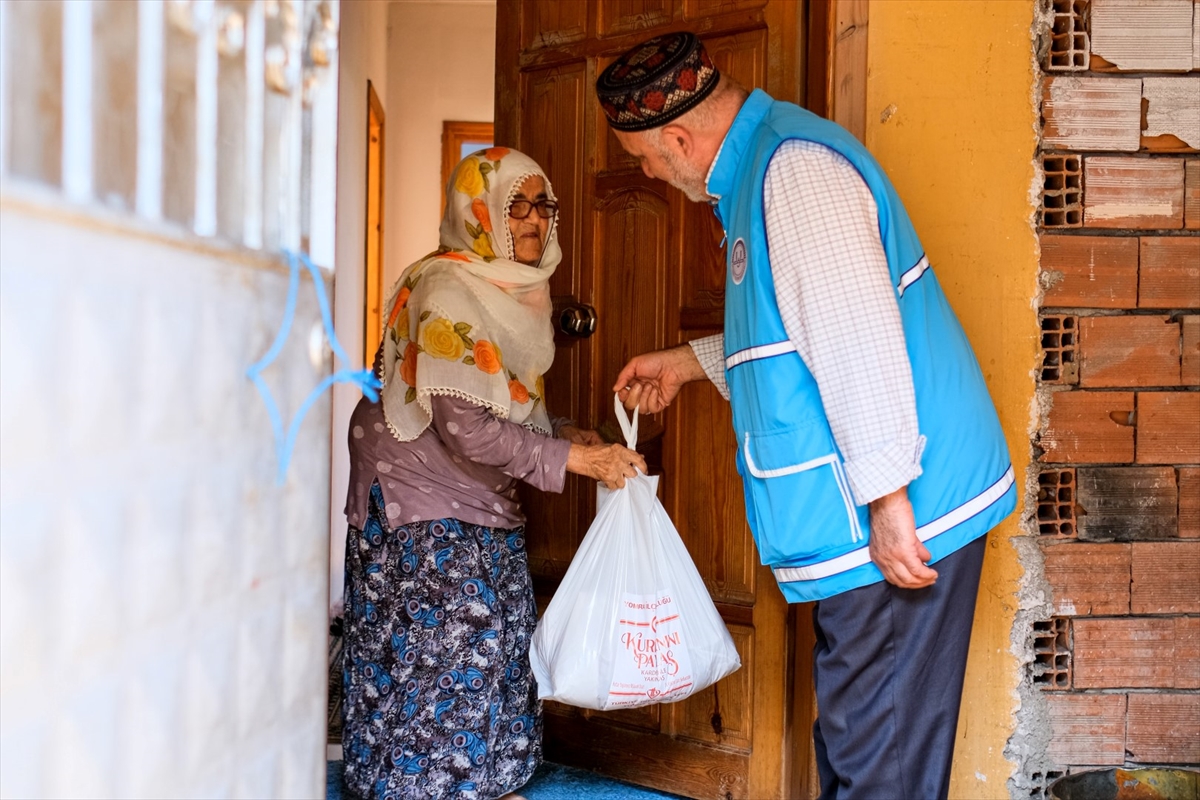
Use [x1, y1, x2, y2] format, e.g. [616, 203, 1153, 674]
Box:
[344, 394, 572, 531]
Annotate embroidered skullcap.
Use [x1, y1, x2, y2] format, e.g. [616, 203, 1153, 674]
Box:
[596, 32, 719, 132]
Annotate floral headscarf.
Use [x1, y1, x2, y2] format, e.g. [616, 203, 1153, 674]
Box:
[379, 148, 560, 442]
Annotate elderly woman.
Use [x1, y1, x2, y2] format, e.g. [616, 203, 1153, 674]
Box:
[341, 149, 645, 800]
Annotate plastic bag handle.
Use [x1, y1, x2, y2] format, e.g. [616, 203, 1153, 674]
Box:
[613, 392, 639, 450]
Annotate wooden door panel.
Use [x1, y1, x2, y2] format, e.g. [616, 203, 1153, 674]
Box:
[676, 624, 754, 750]
[668, 380, 757, 604]
[597, 0, 677, 37]
[520, 63, 586, 289]
[584, 698, 663, 732]
[705, 28, 768, 93]
[684, 0, 767, 20]
[600, 125, 642, 175]
[521, 0, 589, 51]
[592, 186, 671, 433]
[546, 712, 749, 799]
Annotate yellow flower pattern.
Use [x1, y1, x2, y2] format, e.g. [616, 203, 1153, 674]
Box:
[454, 157, 485, 197]
[421, 317, 466, 361]
[472, 233, 496, 259]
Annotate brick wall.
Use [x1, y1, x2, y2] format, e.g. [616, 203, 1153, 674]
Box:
[1032, 0, 1200, 784]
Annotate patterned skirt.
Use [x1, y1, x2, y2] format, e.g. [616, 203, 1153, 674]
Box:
[341, 484, 542, 800]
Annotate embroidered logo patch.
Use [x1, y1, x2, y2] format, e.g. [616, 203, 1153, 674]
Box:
[730, 238, 748, 285]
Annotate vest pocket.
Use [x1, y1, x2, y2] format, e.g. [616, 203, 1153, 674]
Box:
[740, 426, 864, 565]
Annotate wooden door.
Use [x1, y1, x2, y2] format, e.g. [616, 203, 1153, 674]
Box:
[497, 3, 813, 798]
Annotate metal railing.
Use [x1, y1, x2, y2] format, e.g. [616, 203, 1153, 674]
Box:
[0, 0, 339, 267]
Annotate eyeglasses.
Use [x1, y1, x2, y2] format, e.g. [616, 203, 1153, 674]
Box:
[509, 199, 559, 220]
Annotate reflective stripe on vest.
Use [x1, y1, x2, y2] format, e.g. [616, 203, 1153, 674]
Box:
[896, 254, 930, 297]
[771, 464, 1015, 584]
[725, 340, 797, 370]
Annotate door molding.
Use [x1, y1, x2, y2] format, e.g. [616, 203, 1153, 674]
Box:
[806, 0, 869, 141]
[363, 80, 385, 366]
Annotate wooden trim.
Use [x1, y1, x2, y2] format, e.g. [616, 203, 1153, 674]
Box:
[544, 711, 750, 799]
[806, 0, 868, 141]
[788, 604, 821, 799]
[363, 80, 385, 366]
[493, 0, 520, 149]
[805, 0, 830, 117]
[440, 120, 495, 213]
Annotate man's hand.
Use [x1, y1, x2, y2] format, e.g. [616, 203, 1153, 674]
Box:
[612, 344, 707, 413]
[868, 486, 938, 589]
[558, 425, 604, 445]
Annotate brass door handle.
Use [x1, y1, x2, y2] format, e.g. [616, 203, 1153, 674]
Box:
[559, 303, 597, 338]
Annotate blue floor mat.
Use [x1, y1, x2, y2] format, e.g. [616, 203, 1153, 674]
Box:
[328, 760, 685, 800]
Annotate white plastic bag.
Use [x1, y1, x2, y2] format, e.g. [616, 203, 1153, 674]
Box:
[529, 394, 742, 710]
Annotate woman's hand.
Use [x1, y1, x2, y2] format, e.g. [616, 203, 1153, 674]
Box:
[566, 443, 647, 489]
[558, 424, 604, 446]
[612, 344, 707, 413]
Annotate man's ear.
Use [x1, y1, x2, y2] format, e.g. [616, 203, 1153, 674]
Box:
[659, 123, 692, 158]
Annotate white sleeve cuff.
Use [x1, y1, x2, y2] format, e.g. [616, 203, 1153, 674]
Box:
[689, 335, 730, 401]
[844, 435, 926, 506]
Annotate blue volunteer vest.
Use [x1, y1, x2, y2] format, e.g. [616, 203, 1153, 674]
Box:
[710, 89, 1016, 602]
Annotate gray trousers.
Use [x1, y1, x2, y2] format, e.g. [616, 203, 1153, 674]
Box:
[812, 534, 988, 800]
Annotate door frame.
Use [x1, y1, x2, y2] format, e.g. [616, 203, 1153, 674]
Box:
[363, 80, 385, 367]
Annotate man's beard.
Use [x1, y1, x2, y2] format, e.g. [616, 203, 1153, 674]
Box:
[655, 142, 710, 203]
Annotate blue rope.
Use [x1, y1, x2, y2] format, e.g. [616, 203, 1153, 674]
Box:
[246, 250, 381, 483]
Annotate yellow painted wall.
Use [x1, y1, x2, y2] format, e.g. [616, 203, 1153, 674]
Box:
[866, 2, 1039, 796]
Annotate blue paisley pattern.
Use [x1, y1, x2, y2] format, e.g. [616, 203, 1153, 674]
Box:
[342, 483, 542, 799]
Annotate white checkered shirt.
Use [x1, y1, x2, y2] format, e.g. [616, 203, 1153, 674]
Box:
[690, 139, 925, 506]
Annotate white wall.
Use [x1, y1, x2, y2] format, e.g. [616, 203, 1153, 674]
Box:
[0, 205, 331, 799]
[385, 0, 497, 286]
[329, 0, 391, 616]
[328, 0, 496, 616]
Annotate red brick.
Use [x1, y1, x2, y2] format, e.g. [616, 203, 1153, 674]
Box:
[1132, 542, 1200, 614]
[1045, 693, 1126, 766]
[1083, 157, 1185, 229]
[1186, 160, 1199, 230]
[1073, 618, 1182, 689]
[1042, 77, 1141, 152]
[1176, 617, 1200, 689]
[1076, 467, 1178, 541]
[1040, 235, 1139, 309]
[1042, 154, 1083, 228]
[1089, 0, 1194, 72]
[1078, 316, 1180, 387]
[1042, 542, 1131, 616]
[1182, 316, 1199, 387]
[1181, 468, 1200, 539]
[1136, 392, 1200, 464]
[1041, 391, 1135, 464]
[1126, 694, 1200, 764]
[1040, 314, 1079, 385]
[1139, 237, 1200, 308]
[1141, 77, 1200, 152]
